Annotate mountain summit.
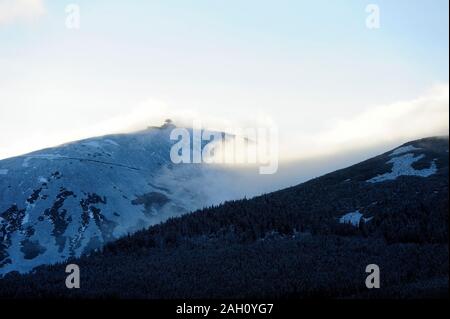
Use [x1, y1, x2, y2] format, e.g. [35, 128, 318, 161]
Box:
[0, 123, 229, 275]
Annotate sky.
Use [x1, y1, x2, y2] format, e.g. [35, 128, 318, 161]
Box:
[0, 0, 449, 160]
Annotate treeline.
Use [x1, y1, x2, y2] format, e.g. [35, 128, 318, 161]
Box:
[0, 235, 448, 299]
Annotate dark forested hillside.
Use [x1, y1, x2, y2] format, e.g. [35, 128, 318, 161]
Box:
[0, 137, 448, 298]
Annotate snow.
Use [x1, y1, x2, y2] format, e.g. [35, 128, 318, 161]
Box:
[390, 145, 421, 156]
[339, 211, 372, 227]
[23, 202, 36, 226]
[104, 139, 120, 147]
[0, 169, 8, 175]
[22, 212, 30, 225]
[0, 126, 258, 275]
[38, 176, 48, 183]
[83, 141, 101, 148]
[22, 154, 66, 167]
[367, 153, 437, 183]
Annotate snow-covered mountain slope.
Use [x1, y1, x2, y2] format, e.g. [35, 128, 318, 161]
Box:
[0, 122, 232, 275]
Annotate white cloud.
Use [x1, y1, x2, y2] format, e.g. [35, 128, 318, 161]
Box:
[284, 83, 449, 160]
[89, 85, 449, 163]
[0, 0, 45, 25]
[78, 98, 276, 138]
[0, 81, 448, 163]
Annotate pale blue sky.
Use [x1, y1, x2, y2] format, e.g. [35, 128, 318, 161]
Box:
[0, 0, 448, 159]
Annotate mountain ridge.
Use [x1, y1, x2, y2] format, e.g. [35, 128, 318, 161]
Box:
[0, 123, 235, 274]
[0, 136, 447, 298]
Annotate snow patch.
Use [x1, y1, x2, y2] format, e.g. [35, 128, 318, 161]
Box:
[83, 141, 101, 148]
[22, 154, 66, 167]
[23, 201, 36, 226]
[22, 212, 30, 225]
[339, 211, 372, 227]
[38, 176, 48, 183]
[104, 139, 120, 147]
[390, 145, 421, 156]
[367, 153, 437, 183]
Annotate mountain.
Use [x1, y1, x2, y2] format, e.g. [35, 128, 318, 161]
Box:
[0, 121, 235, 275]
[0, 136, 448, 298]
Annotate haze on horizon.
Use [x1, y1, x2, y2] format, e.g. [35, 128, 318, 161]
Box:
[0, 0, 448, 162]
